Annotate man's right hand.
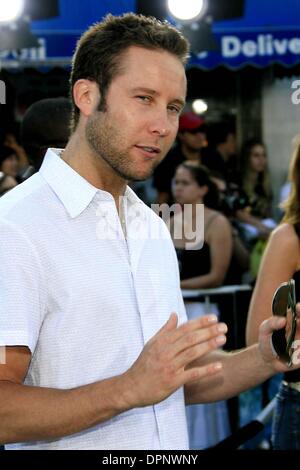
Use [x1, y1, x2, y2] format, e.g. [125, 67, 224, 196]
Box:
[0, 314, 226, 443]
[122, 313, 227, 408]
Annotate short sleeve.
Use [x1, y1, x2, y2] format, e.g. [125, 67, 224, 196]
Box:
[0, 218, 46, 353]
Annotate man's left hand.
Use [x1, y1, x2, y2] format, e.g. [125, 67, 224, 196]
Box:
[258, 304, 300, 372]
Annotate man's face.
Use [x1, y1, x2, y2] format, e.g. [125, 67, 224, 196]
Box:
[85, 46, 186, 181]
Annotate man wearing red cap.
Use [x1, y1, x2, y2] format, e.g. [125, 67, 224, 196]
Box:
[179, 111, 206, 133]
[153, 111, 208, 204]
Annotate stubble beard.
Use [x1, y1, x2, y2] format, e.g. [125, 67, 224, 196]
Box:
[85, 110, 162, 182]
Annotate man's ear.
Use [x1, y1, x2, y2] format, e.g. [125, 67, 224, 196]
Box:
[72, 79, 100, 119]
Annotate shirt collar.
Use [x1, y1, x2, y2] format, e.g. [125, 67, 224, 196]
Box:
[39, 148, 141, 218]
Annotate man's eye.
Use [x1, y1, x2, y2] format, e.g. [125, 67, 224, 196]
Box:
[168, 105, 181, 114]
[137, 96, 151, 102]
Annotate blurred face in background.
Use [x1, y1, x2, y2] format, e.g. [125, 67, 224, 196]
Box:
[178, 128, 207, 153]
[0, 152, 19, 178]
[0, 174, 17, 196]
[224, 133, 236, 156]
[173, 166, 207, 205]
[249, 144, 267, 173]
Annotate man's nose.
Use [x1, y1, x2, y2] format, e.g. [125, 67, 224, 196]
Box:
[148, 112, 173, 137]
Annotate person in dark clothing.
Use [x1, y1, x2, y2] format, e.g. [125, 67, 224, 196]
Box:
[0, 146, 19, 180]
[201, 123, 238, 185]
[20, 97, 72, 173]
[170, 161, 232, 290]
[153, 111, 208, 204]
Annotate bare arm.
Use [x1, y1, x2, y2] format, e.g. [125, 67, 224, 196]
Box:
[0, 314, 226, 444]
[180, 214, 233, 289]
[185, 347, 272, 403]
[184, 224, 300, 405]
[185, 315, 289, 404]
[0, 347, 131, 444]
[246, 223, 299, 345]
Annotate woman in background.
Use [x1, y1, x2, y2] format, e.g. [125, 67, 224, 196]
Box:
[246, 142, 300, 449]
[171, 162, 232, 293]
[236, 139, 275, 243]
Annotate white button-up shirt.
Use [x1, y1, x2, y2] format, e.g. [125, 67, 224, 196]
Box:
[0, 149, 189, 450]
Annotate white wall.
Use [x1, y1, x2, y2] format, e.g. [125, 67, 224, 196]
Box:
[262, 75, 300, 218]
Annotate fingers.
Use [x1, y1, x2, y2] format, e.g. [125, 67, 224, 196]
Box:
[260, 316, 286, 336]
[173, 321, 227, 356]
[163, 314, 227, 371]
[171, 314, 219, 343]
[155, 312, 178, 336]
[174, 334, 226, 369]
[127, 313, 226, 408]
[155, 314, 227, 368]
[183, 361, 223, 384]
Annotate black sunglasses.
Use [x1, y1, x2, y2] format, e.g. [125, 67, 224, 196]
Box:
[271, 279, 297, 367]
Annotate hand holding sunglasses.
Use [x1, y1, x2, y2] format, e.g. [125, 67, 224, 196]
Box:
[271, 279, 297, 367]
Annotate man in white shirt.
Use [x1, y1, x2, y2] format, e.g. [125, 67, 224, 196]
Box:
[0, 13, 296, 450]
